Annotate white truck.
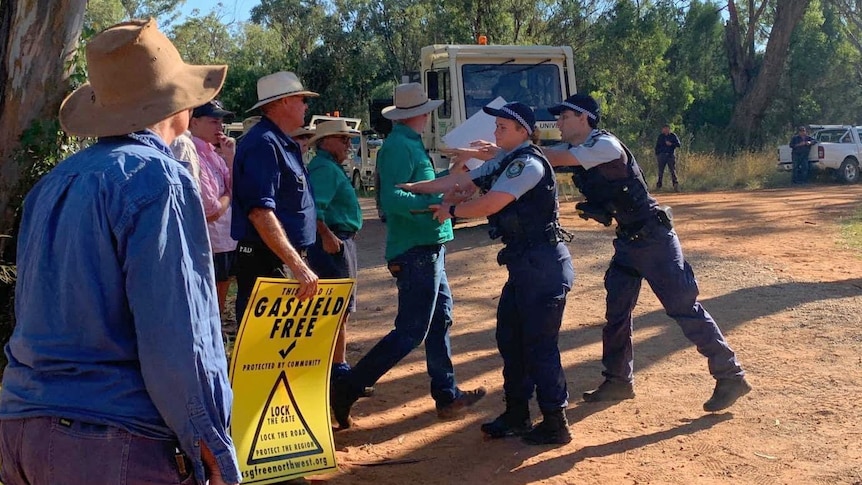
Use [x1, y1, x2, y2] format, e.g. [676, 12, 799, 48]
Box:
[420, 43, 577, 170]
[777, 125, 861, 183]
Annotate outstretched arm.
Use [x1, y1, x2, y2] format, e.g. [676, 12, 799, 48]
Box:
[430, 191, 515, 222]
[543, 145, 582, 167]
[398, 170, 475, 195]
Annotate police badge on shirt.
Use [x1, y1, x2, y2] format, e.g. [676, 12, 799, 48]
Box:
[505, 160, 525, 178]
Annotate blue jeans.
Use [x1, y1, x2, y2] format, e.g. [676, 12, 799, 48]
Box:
[792, 150, 809, 183]
[345, 245, 460, 406]
[0, 417, 195, 485]
[497, 242, 573, 411]
[603, 222, 745, 383]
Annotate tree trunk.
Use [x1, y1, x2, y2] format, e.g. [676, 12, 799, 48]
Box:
[725, 0, 811, 146]
[0, 0, 87, 231]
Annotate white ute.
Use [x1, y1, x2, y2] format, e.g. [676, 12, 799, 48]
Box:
[777, 125, 861, 183]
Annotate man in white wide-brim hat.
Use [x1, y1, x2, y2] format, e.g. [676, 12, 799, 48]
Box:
[231, 71, 321, 322]
[304, 120, 364, 387]
[331, 83, 486, 430]
[0, 19, 240, 485]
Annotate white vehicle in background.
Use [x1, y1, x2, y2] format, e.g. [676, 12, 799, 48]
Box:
[420, 41, 577, 171]
[777, 125, 861, 183]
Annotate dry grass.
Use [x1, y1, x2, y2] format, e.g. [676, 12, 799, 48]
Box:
[557, 148, 789, 200]
[840, 208, 862, 252]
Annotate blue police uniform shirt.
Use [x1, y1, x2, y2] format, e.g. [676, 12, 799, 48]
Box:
[470, 141, 545, 198]
[231, 116, 317, 248]
[0, 131, 241, 483]
[565, 129, 626, 169]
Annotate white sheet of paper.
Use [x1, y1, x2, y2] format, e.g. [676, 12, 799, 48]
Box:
[442, 97, 507, 170]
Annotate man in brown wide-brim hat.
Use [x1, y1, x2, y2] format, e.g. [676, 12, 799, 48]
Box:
[0, 19, 240, 485]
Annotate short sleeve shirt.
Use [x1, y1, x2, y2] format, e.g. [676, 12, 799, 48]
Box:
[566, 130, 626, 169]
[231, 116, 317, 248]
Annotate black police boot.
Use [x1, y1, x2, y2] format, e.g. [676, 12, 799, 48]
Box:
[703, 377, 751, 412]
[480, 400, 531, 439]
[330, 379, 360, 429]
[582, 379, 635, 402]
[521, 408, 571, 446]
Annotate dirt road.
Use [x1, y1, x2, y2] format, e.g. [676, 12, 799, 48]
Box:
[317, 185, 862, 484]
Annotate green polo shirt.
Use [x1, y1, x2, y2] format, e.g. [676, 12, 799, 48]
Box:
[377, 123, 453, 260]
[307, 150, 363, 233]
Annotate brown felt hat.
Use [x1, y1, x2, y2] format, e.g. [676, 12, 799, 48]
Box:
[59, 18, 228, 137]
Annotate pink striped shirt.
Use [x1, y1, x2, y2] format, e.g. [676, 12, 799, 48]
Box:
[193, 137, 236, 253]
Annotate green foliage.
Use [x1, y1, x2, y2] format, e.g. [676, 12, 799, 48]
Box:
[93, 0, 862, 148]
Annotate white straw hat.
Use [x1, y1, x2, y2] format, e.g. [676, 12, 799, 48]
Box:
[248, 71, 319, 111]
[381, 83, 443, 120]
[308, 120, 360, 145]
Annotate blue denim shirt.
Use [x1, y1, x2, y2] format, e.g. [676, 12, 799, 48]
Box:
[231, 116, 317, 248]
[0, 131, 241, 484]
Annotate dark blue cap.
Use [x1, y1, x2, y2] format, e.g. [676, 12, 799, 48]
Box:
[192, 100, 234, 120]
[549, 94, 601, 120]
[483, 102, 536, 134]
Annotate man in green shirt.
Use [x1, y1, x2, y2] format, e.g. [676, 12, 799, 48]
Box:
[305, 120, 364, 386]
[331, 83, 485, 429]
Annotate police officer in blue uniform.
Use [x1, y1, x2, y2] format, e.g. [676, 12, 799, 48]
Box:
[400, 102, 574, 445]
[544, 94, 751, 412]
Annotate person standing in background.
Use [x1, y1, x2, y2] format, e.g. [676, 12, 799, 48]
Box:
[654, 124, 681, 192]
[789, 126, 816, 184]
[189, 100, 238, 319]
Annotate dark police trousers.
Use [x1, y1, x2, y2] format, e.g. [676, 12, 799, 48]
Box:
[603, 219, 744, 383]
[497, 242, 573, 411]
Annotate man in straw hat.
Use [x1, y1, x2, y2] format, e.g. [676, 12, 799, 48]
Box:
[0, 19, 240, 485]
[331, 83, 486, 430]
[289, 125, 315, 157]
[232, 71, 320, 322]
[399, 102, 575, 445]
[305, 120, 364, 387]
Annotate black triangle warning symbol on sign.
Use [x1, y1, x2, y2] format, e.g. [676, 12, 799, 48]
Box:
[247, 370, 324, 465]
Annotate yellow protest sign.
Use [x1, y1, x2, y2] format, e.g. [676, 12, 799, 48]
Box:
[229, 277, 354, 484]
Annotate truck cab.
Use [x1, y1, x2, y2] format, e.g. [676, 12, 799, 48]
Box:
[420, 44, 576, 171]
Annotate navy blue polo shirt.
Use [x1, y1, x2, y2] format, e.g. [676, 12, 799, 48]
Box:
[231, 116, 317, 248]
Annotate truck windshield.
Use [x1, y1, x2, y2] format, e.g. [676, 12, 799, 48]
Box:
[461, 63, 562, 121]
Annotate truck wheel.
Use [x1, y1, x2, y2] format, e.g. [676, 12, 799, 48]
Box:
[352, 171, 364, 190]
[837, 158, 860, 184]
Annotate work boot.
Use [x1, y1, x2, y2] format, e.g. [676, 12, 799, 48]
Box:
[582, 379, 635, 402]
[437, 387, 487, 419]
[673, 182, 680, 192]
[480, 400, 531, 439]
[703, 377, 751, 412]
[521, 408, 571, 445]
[330, 379, 360, 429]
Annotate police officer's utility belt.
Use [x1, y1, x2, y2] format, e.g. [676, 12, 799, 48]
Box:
[491, 221, 573, 247]
[495, 223, 573, 266]
[615, 205, 674, 242]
